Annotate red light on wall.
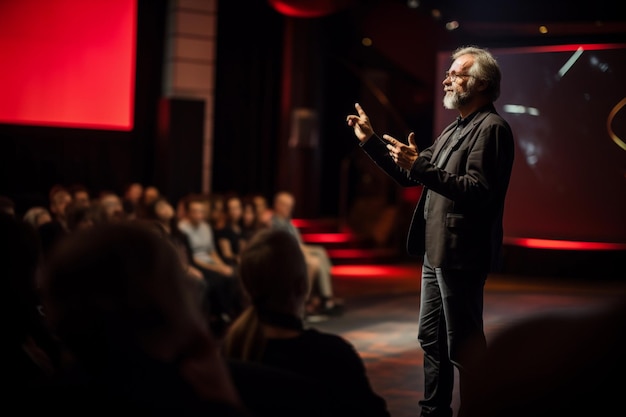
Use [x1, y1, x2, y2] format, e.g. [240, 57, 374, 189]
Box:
[331, 264, 419, 279]
[505, 237, 626, 251]
[267, 0, 354, 18]
[300, 232, 355, 244]
[0, 0, 137, 131]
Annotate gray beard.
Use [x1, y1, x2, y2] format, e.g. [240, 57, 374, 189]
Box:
[443, 90, 471, 109]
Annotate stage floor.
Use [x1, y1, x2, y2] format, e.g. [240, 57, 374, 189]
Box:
[310, 262, 626, 417]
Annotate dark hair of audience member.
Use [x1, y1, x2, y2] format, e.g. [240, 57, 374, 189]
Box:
[64, 201, 96, 232]
[37, 220, 68, 261]
[40, 221, 246, 414]
[0, 212, 63, 391]
[222, 228, 391, 417]
[0, 194, 16, 216]
[223, 229, 309, 360]
[42, 222, 199, 369]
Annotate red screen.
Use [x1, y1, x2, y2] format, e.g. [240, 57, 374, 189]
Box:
[0, 0, 137, 131]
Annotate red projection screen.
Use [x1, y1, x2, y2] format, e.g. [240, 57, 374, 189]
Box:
[0, 0, 137, 131]
[434, 44, 626, 249]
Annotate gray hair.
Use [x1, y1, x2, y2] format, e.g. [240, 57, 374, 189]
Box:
[452, 45, 501, 102]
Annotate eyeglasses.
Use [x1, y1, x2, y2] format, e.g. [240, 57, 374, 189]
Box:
[444, 71, 473, 82]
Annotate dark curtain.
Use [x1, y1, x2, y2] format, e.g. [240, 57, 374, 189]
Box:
[212, 0, 285, 200]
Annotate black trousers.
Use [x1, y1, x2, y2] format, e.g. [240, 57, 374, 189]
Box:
[417, 254, 487, 417]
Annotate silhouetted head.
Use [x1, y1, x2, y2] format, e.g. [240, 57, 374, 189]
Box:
[239, 228, 309, 316]
[0, 195, 16, 217]
[41, 221, 207, 370]
[0, 212, 43, 339]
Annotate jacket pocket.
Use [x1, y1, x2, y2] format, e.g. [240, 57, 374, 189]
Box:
[445, 213, 465, 228]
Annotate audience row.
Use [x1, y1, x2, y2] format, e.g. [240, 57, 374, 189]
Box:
[0, 180, 390, 416]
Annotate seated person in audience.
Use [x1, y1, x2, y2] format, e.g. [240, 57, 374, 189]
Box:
[241, 196, 266, 243]
[38, 186, 72, 258]
[269, 191, 342, 316]
[141, 185, 161, 210]
[64, 201, 98, 232]
[141, 195, 205, 282]
[460, 291, 626, 417]
[0, 213, 64, 410]
[48, 185, 73, 233]
[23, 206, 53, 229]
[251, 193, 272, 228]
[39, 221, 250, 416]
[93, 191, 126, 223]
[139, 194, 238, 335]
[178, 194, 244, 325]
[208, 193, 227, 231]
[122, 181, 144, 218]
[67, 183, 91, 208]
[178, 194, 235, 278]
[215, 193, 246, 267]
[0, 194, 16, 216]
[222, 228, 390, 417]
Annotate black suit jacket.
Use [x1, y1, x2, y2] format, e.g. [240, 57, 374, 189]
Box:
[360, 104, 515, 271]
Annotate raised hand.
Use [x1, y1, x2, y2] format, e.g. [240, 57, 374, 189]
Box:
[346, 103, 374, 142]
[383, 132, 419, 170]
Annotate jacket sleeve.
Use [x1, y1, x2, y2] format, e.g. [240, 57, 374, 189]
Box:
[408, 116, 514, 208]
[359, 134, 421, 187]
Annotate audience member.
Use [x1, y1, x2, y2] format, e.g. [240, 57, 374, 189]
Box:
[142, 185, 160, 210]
[64, 201, 97, 232]
[67, 183, 91, 208]
[0, 213, 64, 409]
[37, 220, 68, 261]
[461, 295, 626, 417]
[215, 193, 246, 266]
[139, 194, 241, 332]
[93, 191, 125, 223]
[23, 206, 53, 229]
[140, 197, 335, 417]
[223, 228, 390, 417]
[241, 196, 266, 241]
[39, 221, 250, 416]
[269, 191, 342, 317]
[122, 182, 144, 219]
[178, 194, 245, 326]
[251, 193, 272, 228]
[208, 193, 227, 231]
[141, 196, 205, 283]
[0, 194, 16, 216]
[38, 185, 73, 257]
[48, 185, 72, 233]
[225, 357, 335, 417]
[179, 194, 235, 278]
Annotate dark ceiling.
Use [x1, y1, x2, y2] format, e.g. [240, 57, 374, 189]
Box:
[413, 0, 624, 22]
[380, 0, 626, 39]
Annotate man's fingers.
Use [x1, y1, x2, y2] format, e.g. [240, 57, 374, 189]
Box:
[382, 134, 399, 146]
[355, 102, 365, 116]
[408, 132, 417, 147]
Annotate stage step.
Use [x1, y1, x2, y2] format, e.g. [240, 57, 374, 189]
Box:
[293, 217, 400, 265]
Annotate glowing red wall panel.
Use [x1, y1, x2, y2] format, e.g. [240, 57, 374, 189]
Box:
[0, 0, 136, 131]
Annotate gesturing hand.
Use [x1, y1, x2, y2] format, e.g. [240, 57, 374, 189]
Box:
[383, 132, 419, 170]
[346, 103, 374, 142]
